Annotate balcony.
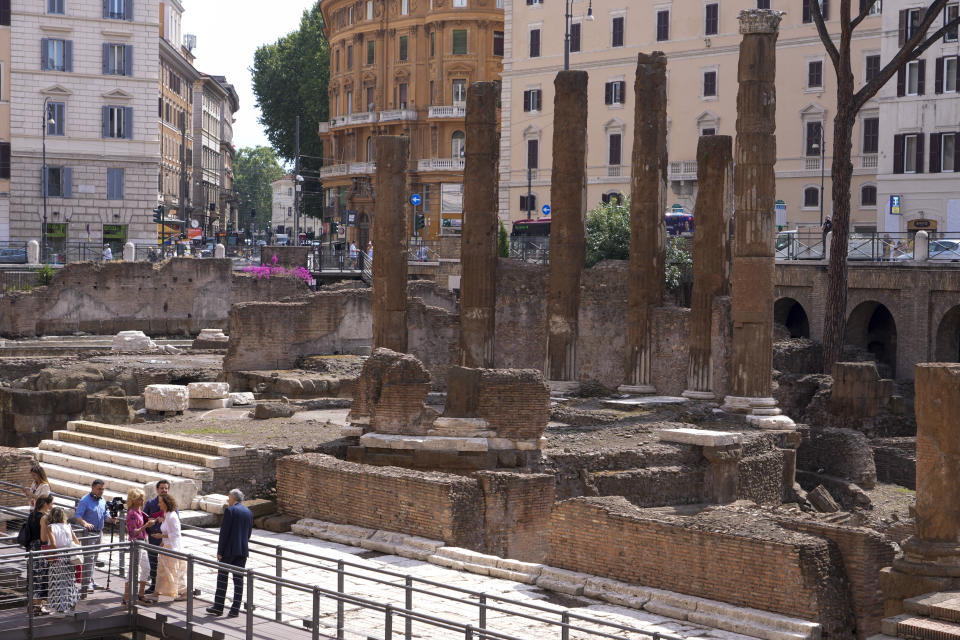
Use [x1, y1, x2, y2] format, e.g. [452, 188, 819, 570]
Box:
[329, 116, 347, 129]
[417, 158, 465, 172]
[668, 160, 697, 181]
[347, 111, 378, 125]
[318, 122, 330, 134]
[861, 154, 878, 169]
[319, 162, 377, 178]
[428, 103, 466, 119]
[607, 165, 623, 177]
[804, 156, 821, 171]
[380, 108, 418, 122]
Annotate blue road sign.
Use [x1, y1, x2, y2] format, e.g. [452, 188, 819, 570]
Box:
[410, 194, 422, 206]
[542, 204, 551, 216]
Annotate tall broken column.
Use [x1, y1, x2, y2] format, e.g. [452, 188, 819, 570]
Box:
[546, 70, 588, 384]
[721, 10, 794, 429]
[622, 53, 668, 395]
[683, 135, 733, 400]
[459, 81, 500, 368]
[372, 136, 410, 353]
[881, 363, 960, 612]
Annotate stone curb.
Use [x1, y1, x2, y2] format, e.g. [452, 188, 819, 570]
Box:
[290, 519, 821, 640]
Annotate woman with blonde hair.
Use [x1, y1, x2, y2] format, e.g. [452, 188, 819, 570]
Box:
[44, 507, 80, 613]
[154, 493, 186, 600]
[124, 488, 155, 605]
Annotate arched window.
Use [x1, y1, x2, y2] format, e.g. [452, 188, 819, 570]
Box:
[452, 130, 465, 159]
[366, 136, 373, 162]
[803, 186, 820, 208]
[860, 184, 877, 207]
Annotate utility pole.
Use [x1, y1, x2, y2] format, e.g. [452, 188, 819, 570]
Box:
[294, 115, 301, 244]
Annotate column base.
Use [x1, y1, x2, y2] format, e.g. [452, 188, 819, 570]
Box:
[682, 390, 716, 400]
[618, 384, 657, 395]
[723, 396, 797, 429]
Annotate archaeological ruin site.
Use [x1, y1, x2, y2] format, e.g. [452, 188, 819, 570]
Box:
[1, 9, 958, 640]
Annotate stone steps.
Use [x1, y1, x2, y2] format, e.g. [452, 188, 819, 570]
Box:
[66, 420, 245, 459]
[30, 449, 175, 486]
[891, 616, 960, 640]
[53, 430, 229, 469]
[48, 477, 127, 502]
[35, 440, 214, 483]
[905, 593, 960, 623]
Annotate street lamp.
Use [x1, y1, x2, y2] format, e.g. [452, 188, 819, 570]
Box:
[564, 0, 594, 71]
[41, 98, 56, 263]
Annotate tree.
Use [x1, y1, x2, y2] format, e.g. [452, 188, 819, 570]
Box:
[234, 146, 286, 234]
[498, 221, 510, 258]
[811, 0, 960, 371]
[251, 2, 329, 165]
[585, 198, 630, 268]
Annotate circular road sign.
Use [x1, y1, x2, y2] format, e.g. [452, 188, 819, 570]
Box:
[542, 204, 551, 216]
[410, 194, 422, 206]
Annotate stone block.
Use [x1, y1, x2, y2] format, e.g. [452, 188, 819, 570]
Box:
[808, 485, 841, 513]
[535, 566, 590, 596]
[229, 392, 255, 406]
[189, 397, 232, 410]
[243, 499, 276, 519]
[112, 330, 157, 352]
[144, 384, 188, 412]
[644, 600, 690, 620]
[187, 382, 230, 399]
[253, 403, 295, 419]
[656, 428, 742, 447]
[143, 477, 198, 512]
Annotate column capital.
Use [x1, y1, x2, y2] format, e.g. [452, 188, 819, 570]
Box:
[738, 9, 784, 34]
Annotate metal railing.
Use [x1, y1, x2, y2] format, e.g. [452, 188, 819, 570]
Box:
[509, 238, 549, 264]
[775, 232, 826, 260]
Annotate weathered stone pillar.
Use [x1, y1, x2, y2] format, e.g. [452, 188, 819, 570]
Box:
[546, 71, 588, 384]
[123, 242, 135, 262]
[460, 81, 500, 368]
[683, 135, 733, 400]
[373, 136, 409, 353]
[721, 10, 794, 429]
[621, 53, 668, 395]
[881, 363, 960, 613]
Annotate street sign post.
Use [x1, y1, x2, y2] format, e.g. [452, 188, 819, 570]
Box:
[890, 195, 902, 215]
[410, 194, 421, 206]
[541, 204, 551, 217]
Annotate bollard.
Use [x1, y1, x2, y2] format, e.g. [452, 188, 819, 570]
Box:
[914, 230, 929, 262]
[824, 231, 832, 262]
[123, 241, 135, 262]
[215, 243, 226, 259]
[27, 240, 40, 265]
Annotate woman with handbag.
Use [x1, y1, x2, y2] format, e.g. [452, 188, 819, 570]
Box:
[24, 495, 53, 615]
[123, 488, 156, 605]
[154, 494, 186, 601]
[44, 507, 80, 614]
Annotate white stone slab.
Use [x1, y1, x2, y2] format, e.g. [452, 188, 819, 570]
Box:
[189, 397, 232, 410]
[431, 417, 490, 433]
[187, 382, 231, 399]
[359, 433, 489, 452]
[112, 330, 157, 352]
[144, 384, 188, 412]
[603, 396, 689, 408]
[656, 428, 742, 447]
[197, 328, 228, 340]
[229, 392, 255, 406]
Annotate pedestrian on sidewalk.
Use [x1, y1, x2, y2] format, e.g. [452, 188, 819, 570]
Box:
[45, 507, 80, 614]
[22, 464, 51, 508]
[207, 488, 253, 617]
[144, 479, 170, 595]
[154, 493, 186, 601]
[24, 495, 54, 615]
[72, 479, 115, 597]
[123, 488, 155, 605]
[349, 242, 358, 269]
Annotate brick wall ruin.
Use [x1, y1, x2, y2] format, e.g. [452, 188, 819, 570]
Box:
[0, 447, 35, 506]
[0, 259, 309, 338]
[0, 388, 86, 447]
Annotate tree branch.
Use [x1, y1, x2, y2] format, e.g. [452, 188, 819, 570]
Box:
[812, 0, 841, 69]
[849, 0, 879, 31]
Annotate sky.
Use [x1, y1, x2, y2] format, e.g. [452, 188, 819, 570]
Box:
[181, 0, 316, 151]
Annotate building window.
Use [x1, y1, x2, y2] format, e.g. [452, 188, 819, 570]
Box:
[529, 28, 540, 57]
[930, 132, 957, 172]
[453, 29, 467, 54]
[900, 8, 922, 44]
[103, 43, 132, 76]
[803, 186, 820, 208]
[0, 142, 8, 179]
[860, 184, 877, 207]
[757, 0, 770, 8]
[452, 130, 465, 159]
[453, 0, 466, 6]
[430, 31, 435, 56]
[936, 56, 958, 93]
[366, 86, 375, 110]
[805, 121, 823, 156]
[703, 70, 717, 97]
[346, 90, 353, 113]
[803, 0, 828, 23]
[861, 0, 881, 15]
[608, 132, 622, 166]
[0, 0, 9, 26]
[569, 22, 581, 52]
[107, 168, 124, 200]
[605, 80, 626, 105]
[398, 83, 407, 108]
[335, 49, 340, 73]
[519, 194, 537, 212]
[102, 106, 132, 139]
[401, 0, 408, 14]
[367, 39, 375, 64]
[42, 166, 71, 197]
[367, 0, 373, 19]
[526, 138, 539, 169]
[705, 3, 718, 35]
[862, 116, 879, 154]
[808, 60, 824, 89]
[946, 4, 959, 41]
[523, 88, 542, 112]
[656, 10, 669, 41]
[47, 0, 64, 14]
[612, 15, 624, 46]
[865, 54, 880, 83]
[46, 102, 65, 136]
[41, 38, 72, 72]
[105, 0, 131, 20]
[903, 59, 924, 95]
[701, 126, 716, 136]
[493, 31, 504, 56]
[525, 0, 542, 5]
[399, 36, 408, 61]
[893, 133, 923, 174]
[452, 79, 467, 103]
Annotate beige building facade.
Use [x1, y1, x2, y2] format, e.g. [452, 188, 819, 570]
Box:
[1, 1, 10, 238]
[499, 0, 884, 232]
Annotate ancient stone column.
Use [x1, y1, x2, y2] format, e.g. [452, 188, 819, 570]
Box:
[459, 81, 500, 368]
[372, 136, 410, 353]
[546, 71, 588, 384]
[721, 10, 794, 429]
[622, 53, 668, 395]
[683, 135, 733, 400]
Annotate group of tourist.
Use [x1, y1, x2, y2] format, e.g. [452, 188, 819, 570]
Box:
[20, 469, 254, 618]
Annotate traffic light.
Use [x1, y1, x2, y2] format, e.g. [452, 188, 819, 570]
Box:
[152, 205, 164, 224]
[415, 212, 425, 231]
[250, 208, 256, 219]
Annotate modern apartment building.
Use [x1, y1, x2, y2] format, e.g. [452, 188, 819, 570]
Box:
[318, 0, 504, 245]
[875, 0, 960, 234]
[191, 73, 238, 239]
[499, 0, 883, 232]
[9, 0, 160, 253]
[158, 0, 198, 235]
[1, 0, 10, 238]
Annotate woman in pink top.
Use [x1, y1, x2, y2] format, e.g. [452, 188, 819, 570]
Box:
[124, 488, 155, 605]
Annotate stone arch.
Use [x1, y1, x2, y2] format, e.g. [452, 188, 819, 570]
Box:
[845, 301, 898, 375]
[935, 305, 960, 362]
[774, 297, 810, 339]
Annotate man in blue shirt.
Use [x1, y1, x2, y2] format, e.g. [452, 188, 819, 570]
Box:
[143, 479, 170, 595]
[72, 479, 116, 596]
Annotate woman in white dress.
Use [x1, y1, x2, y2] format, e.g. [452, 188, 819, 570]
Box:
[44, 507, 80, 614]
[154, 494, 186, 600]
[22, 465, 51, 508]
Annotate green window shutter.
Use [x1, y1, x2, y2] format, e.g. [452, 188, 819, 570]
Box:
[452, 29, 467, 54]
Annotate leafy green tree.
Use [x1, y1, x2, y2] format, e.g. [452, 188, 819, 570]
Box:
[251, 1, 329, 224]
[234, 146, 286, 234]
[498, 221, 509, 258]
[585, 198, 630, 267]
[665, 237, 692, 295]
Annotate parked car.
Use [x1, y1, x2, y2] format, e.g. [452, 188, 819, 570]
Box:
[896, 238, 960, 261]
[0, 247, 27, 264]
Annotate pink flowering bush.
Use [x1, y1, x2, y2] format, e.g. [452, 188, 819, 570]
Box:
[242, 254, 312, 284]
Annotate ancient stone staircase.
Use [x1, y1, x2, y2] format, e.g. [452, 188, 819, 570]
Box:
[24, 420, 241, 523]
[877, 592, 960, 640]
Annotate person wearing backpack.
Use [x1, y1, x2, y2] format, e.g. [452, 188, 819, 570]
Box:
[21, 495, 53, 615]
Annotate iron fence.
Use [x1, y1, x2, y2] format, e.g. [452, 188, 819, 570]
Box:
[509, 238, 549, 264]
